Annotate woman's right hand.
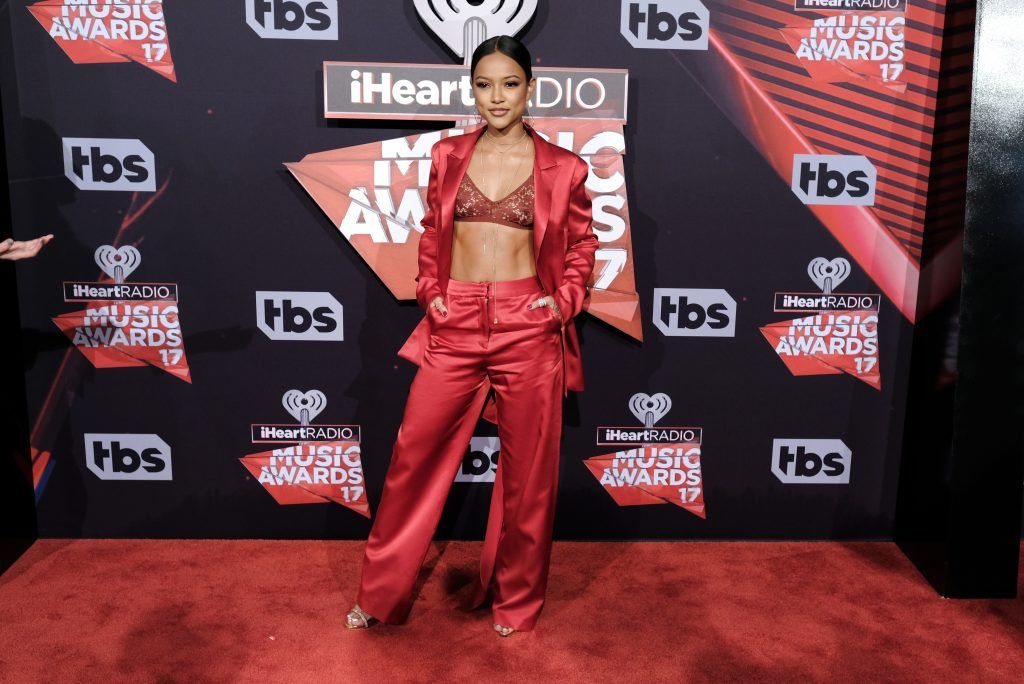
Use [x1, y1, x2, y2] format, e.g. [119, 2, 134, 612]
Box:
[430, 295, 448, 317]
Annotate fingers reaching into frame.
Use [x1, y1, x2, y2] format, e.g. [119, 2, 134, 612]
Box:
[0, 234, 54, 261]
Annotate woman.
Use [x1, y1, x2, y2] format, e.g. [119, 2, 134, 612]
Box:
[346, 35, 597, 637]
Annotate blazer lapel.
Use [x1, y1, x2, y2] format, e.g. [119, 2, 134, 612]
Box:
[527, 121, 561, 266]
[438, 121, 562, 294]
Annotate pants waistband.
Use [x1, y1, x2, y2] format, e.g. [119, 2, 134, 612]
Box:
[447, 274, 544, 298]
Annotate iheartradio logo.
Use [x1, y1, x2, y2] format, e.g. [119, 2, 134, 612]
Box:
[763, 256, 882, 389]
[773, 256, 879, 313]
[95, 245, 141, 283]
[596, 392, 702, 446]
[585, 390, 706, 518]
[413, 0, 536, 57]
[64, 244, 181, 303]
[240, 388, 367, 515]
[250, 389, 360, 443]
[282, 389, 327, 425]
[629, 392, 671, 427]
[807, 257, 850, 295]
[55, 243, 191, 382]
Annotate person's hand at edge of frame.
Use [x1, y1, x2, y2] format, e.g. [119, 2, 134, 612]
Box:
[0, 234, 54, 261]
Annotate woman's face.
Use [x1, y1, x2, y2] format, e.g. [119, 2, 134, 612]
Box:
[472, 51, 535, 131]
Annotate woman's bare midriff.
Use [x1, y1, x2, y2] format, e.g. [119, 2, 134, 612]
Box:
[449, 219, 537, 281]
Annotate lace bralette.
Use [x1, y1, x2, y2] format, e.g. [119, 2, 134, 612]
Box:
[453, 171, 535, 230]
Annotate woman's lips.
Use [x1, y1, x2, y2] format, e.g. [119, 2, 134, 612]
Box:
[490, 108, 509, 115]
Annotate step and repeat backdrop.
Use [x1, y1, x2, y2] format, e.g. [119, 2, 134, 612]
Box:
[4, 0, 964, 539]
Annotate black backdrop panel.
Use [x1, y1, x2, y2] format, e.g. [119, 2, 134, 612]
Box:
[2, 1, 957, 539]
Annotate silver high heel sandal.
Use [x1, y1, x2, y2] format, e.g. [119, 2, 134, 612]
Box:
[345, 604, 378, 629]
[493, 623, 516, 637]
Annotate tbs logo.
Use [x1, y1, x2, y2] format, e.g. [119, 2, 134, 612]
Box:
[771, 439, 850, 484]
[653, 288, 736, 337]
[454, 436, 499, 483]
[85, 434, 172, 481]
[257, 291, 343, 341]
[63, 138, 155, 192]
[620, 0, 709, 51]
[245, 0, 338, 40]
[791, 155, 876, 206]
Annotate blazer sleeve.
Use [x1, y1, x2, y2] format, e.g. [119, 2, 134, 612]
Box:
[551, 156, 598, 324]
[414, 141, 444, 311]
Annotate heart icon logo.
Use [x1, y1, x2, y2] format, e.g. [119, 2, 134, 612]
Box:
[807, 257, 850, 295]
[629, 392, 672, 427]
[282, 389, 327, 425]
[94, 245, 141, 283]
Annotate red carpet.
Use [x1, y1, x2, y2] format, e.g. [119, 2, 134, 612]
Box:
[0, 540, 1021, 681]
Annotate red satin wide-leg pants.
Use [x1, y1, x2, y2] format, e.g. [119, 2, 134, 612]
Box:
[355, 274, 564, 632]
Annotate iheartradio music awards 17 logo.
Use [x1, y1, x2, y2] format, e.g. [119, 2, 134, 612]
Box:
[53, 245, 191, 383]
[28, 0, 176, 82]
[760, 257, 881, 389]
[782, 1, 906, 93]
[239, 390, 369, 517]
[284, 0, 642, 341]
[583, 393, 705, 519]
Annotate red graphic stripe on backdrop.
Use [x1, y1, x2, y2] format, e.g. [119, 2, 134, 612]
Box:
[681, 0, 953, 320]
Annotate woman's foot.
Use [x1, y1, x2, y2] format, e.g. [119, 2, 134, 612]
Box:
[493, 622, 516, 637]
[345, 603, 378, 629]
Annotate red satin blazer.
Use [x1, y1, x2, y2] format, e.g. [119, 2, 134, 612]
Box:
[397, 121, 598, 420]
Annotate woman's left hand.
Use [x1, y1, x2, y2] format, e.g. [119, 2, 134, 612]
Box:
[528, 295, 562, 323]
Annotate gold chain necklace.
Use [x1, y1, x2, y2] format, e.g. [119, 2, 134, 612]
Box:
[484, 127, 528, 149]
[476, 127, 530, 324]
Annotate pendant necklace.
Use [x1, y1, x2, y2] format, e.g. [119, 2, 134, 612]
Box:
[478, 126, 530, 324]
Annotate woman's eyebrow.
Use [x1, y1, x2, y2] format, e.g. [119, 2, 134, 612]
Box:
[474, 74, 520, 80]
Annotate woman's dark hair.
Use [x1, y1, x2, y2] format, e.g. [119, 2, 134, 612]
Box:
[470, 35, 533, 81]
